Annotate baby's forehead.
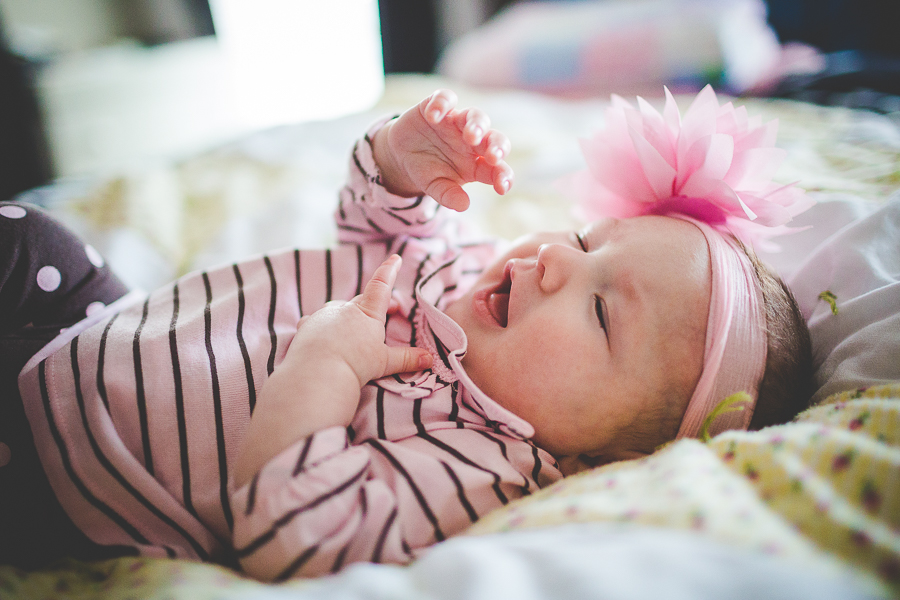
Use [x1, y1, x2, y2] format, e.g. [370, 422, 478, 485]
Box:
[586, 215, 706, 244]
[606, 217, 711, 346]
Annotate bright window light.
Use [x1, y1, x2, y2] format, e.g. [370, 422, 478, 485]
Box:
[209, 0, 384, 129]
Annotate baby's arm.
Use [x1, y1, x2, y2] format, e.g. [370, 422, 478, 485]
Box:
[372, 89, 513, 212]
[336, 90, 513, 245]
[233, 255, 432, 489]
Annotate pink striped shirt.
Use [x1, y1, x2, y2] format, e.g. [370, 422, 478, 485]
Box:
[19, 119, 562, 581]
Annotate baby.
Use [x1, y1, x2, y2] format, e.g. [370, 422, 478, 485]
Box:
[1, 89, 813, 580]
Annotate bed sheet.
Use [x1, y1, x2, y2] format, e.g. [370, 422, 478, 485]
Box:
[4, 74, 900, 598]
[1, 384, 895, 599]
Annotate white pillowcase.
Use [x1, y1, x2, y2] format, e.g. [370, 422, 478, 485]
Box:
[762, 193, 900, 405]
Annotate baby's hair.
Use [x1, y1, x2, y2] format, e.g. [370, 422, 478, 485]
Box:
[739, 242, 816, 429]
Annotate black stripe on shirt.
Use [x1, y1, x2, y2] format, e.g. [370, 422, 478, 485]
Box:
[246, 471, 260, 516]
[392, 194, 425, 211]
[531, 443, 545, 487]
[448, 382, 463, 428]
[371, 506, 398, 563]
[418, 256, 458, 290]
[337, 192, 348, 222]
[264, 256, 278, 377]
[475, 429, 531, 492]
[365, 439, 445, 542]
[394, 238, 409, 259]
[325, 249, 333, 303]
[365, 216, 385, 235]
[232, 265, 257, 413]
[39, 359, 152, 549]
[337, 223, 372, 235]
[381, 208, 412, 227]
[355, 244, 364, 296]
[133, 299, 153, 475]
[96, 313, 118, 413]
[64, 350, 210, 560]
[203, 272, 234, 531]
[331, 543, 350, 574]
[294, 249, 303, 317]
[351, 141, 371, 182]
[407, 253, 432, 348]
[414, 429, 509, 505]
[274, 545, 319, 582]
[168, 283, 195, 515]
[440, 460, 479, 523]
[430, 329, 452, 373]
[235, 461, 369, 557]
[376, 387, 387, 440]
[292, 436, 314, 477]
[435, 283, 458, 306]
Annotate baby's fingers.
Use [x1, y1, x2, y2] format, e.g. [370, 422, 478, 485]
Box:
[458, 108, 490, 146]
[478, 129, 511, 166]
[382, 345, 433, 377]
[473, 158, 514, 195]
[425, 178, 470, 212]
[422, 89, 458, 124]
[352, 255, 401, 322]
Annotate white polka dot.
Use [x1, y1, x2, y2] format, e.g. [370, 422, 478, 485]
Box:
[36, 266, 62, 292]
[0, 442, 10, 468]
[86, 301, 106, 316]
[85, 244, 104, 268]
[0, 205, 26, 219]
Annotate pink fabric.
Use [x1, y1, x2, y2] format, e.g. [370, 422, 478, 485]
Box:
[675, 218, 767, 438]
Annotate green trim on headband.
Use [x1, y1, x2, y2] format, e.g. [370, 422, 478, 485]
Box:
[698, 392, 751, 442]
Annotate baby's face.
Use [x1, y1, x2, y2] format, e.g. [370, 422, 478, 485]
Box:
[445, 216, 711, 461]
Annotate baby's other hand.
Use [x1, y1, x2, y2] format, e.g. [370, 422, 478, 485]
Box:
[291, 255, 432, 390]
[373, 89, 513, 211]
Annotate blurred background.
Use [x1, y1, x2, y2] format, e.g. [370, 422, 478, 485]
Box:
[1, 0, 898, 204]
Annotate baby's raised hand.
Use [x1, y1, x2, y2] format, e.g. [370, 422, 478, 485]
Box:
[373, 89, 513, 211]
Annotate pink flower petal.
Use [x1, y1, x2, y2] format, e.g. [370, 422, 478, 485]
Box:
[629, 124, 677, 199]
[703, 133, 735, 181]
[727, 148, 786, 190]
[571, 85, 814, 246]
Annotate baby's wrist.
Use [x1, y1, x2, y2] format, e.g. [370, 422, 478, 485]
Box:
[372, 120, 420, 198]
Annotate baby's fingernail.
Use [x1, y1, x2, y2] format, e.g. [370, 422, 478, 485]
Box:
[493, 147, 503, 160]
[430, 109, 442, 122]
[501, 178, 510, 192]
[418, 353, 433, 370]
[471, 126, 483, 139]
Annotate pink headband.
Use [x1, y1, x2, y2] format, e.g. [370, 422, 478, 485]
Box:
[674, 217, 767, 438]
[567, 85, 814, 438]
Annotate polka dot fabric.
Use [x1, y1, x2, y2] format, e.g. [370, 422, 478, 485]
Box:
[0, 201, 129, 569]
[469, 383, 900, 596]
[0, 202, 128, 335]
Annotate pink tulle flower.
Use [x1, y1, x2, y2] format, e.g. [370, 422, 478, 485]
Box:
[570, 85, 814, 244]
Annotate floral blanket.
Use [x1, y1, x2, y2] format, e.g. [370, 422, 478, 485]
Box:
[2, 384, 897, 599]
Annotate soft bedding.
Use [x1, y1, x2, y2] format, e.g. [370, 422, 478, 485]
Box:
[2, 74, 899, 598]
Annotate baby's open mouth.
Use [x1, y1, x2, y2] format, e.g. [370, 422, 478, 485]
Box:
[487, 266, 512, 327]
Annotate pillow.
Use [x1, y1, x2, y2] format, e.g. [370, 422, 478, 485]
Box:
[775, 194, 900, 404]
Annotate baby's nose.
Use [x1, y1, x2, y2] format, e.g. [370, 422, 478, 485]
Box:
[537, 243, 577, 293]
